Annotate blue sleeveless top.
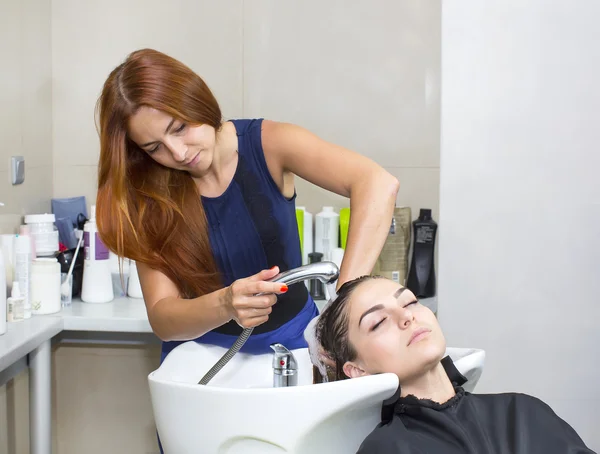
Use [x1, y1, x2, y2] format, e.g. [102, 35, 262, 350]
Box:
[160, 119, 317, 361]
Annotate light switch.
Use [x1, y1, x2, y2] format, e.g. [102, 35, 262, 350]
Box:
[11, 156, 24, 185]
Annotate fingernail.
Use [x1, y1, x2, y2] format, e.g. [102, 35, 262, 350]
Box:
[280, 285, 288, 293]
[270, 266, 277, 271]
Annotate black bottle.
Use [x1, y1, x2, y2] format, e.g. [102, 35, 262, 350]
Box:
[407, 209, 437, 298]
[308, 252, 325, 300]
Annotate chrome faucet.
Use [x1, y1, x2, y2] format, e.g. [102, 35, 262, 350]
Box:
[198, 261, 339, 385]
[270, 343, 298, 387]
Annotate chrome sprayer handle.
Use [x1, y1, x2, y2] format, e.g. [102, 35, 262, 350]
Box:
[267, 261, 340, 287]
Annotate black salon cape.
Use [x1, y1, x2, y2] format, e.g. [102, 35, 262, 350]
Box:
[357, 357, 595, 454]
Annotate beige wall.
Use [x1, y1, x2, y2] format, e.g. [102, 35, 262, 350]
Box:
[0, 0, 53, 218]
[52, 0, 441, 222]
[51, 0, 245, 204]
[2, 0, 441, 452]
[0, 0, 52, 452]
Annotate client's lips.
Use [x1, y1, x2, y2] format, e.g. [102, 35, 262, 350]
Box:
[408, 327, 431, 346]
[184, 153, 200, 167]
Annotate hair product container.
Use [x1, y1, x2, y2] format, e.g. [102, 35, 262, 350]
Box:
[314, 207, 339, 261]
[296, 206, 313, 265]
[81, 205, 114, 303]
[128, 261, 143, 298]
[14, 234, 32, 318]
[0, 246, 6, 335]
[24, 213, 59, 257]
[407, 209, 438, 297]
[30, 258, 61, 314]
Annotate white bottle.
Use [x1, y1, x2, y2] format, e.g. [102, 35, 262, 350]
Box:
[314, 207, 340, 262]
[331, 247, 345, 270]
[7, 281, 25, 322]
[127, 261, 144, 298]
[296, 206, 313, 265]
[109, 251, 130, 297]
[14, 234, 32, 318]
[0, 248, 6, 335]
[1, 234, 15, 293]
[81, 205, 114, 303]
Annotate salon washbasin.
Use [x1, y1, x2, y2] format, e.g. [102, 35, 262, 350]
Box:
[148, 341, 485, 454]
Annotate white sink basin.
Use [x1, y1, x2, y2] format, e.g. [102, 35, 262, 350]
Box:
[148, 342, 485, 454]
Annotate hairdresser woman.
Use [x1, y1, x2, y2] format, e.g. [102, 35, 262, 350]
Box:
[95, 48, 399, 362]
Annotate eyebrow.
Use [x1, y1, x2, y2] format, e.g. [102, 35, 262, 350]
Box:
[359, 304, 385, 326]
[140, 117, 175, 148]
[358, 288, 408, 327]
[394, 287, 407, 299]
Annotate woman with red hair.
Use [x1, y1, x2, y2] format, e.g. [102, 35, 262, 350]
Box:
[95, 48, 399, 362]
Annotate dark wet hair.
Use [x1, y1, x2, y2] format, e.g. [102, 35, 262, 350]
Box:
[316, 275, 385, 381]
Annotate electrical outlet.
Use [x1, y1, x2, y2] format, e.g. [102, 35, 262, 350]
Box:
[11, 156, 24, 185]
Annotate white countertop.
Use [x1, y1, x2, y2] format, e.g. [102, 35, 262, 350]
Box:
[61, 296, 152, 333]
[0, 316, 63, 372]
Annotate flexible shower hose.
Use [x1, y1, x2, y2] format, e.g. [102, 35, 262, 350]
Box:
[198, 327, 254, 385]
[198, 262, 339, 385]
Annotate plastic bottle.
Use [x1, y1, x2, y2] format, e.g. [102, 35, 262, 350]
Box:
[14, 234, 32, 318]
[339, 207, 350, 250]
[7, 281, 25, 322]
[296, 206, 313, 265]
[314, 207, 339, 262]
[406, 209, 437, 298]
[308, 252, 325, 300]
[81, 205, 114, 303]
[109, 251, 129, 297]
[378, 206, 412, 285]
[331, 247, 345, 270]
[1, 234, 14, 293]
[19, 224, 36, 259]
[128, 261, 143, 298]
[0, 248, 6, 335]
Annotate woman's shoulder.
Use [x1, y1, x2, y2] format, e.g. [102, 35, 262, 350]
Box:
[467, 390, 558, 416]
[469, 391, 545, 404]
[228, 118, 265, 134]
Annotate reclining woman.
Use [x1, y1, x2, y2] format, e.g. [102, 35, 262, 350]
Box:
[315, 276, 595, 453]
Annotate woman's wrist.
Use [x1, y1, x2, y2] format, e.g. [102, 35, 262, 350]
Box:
[216, 286, 234, 322]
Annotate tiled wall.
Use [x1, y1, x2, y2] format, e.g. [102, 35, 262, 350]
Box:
[0, 0, 52, 452]
[52, 0, 441, 222]
[2, 0, 441, 452]
[0, 0, 53, 220]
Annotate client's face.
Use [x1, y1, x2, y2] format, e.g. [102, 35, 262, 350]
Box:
[342, 279, 447, 383]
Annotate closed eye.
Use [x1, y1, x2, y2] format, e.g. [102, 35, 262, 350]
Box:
[404, 300, 418, 308]
[147, 144, 161, 154]
[174, 123, 186, 133]
[371, 317, 387, 331]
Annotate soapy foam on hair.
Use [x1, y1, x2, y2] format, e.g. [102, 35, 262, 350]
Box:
[304, 281, 339, 383]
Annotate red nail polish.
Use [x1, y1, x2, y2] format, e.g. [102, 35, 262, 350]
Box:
[270, 266, 277, 271]
[280, 285, 288, 292]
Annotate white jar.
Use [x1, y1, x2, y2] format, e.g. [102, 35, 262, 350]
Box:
[30, 258, 61, 315]
[24, 213, 59, 257]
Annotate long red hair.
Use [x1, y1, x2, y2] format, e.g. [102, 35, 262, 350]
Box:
[95, 48, 222, 298]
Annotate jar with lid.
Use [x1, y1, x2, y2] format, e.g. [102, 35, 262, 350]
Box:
[24, 213, 59, 257]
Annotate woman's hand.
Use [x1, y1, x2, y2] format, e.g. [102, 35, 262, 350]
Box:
[223, 266, 288, 328]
